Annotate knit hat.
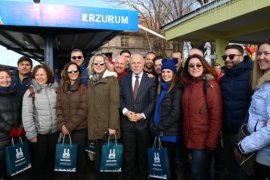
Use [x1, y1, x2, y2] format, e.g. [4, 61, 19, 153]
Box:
[161, 58, 178, 74]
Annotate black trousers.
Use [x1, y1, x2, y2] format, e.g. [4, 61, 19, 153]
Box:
[161, 141, 177, 180]
[122, 125, 151, 180]
[30, 132, 59, 180]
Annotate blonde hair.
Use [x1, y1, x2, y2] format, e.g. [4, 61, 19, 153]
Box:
[88, 54, 110, 75]
[251, 39, 270, 89]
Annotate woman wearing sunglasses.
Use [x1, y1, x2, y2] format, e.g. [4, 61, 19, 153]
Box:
[22, 64, 58, 180]
[87, 54, 120, 179]
[56, 62, 88, 179]
[234, 39, 270, 179]
[181, 54, 222, 180]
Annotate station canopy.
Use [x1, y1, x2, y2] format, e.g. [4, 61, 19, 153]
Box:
[0, 0, 138, 68]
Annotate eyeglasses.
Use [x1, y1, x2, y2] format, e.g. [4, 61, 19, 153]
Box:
[67, 69, 79, 74]
[93, 61, 105, 66]
[257, 51, 270, 57]
[71, 56, 83, 60]
[222, 54, 241, 60]
[189, 63, 202, 68]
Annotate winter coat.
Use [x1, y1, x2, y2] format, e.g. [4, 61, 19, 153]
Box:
[87, 70, 120, 139]
[56, 79, 87, 132]
[0, 84, 21, 161]
[150, 84, 183, 136]
[220, 59, 253, 133]
[182, 75, 222, 150]
[240, 78, 270, 166]
[22, 80, 58, 140]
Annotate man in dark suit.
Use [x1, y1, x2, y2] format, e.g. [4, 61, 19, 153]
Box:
[120, 54, 157, 180]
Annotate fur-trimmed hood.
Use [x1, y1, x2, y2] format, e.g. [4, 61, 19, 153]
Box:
[89, 69, 117, 79]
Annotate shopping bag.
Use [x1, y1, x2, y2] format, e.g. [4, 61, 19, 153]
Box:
[5, 137, 31, 176]
[148, 136, 170, 179]
[54, 134, 78, 172]
[100, 134, 123, 172]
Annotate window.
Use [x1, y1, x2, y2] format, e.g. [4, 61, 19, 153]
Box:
[121, 37, 129, 47]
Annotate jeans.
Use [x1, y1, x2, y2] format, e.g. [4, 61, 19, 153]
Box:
[190, 149, 212, 180]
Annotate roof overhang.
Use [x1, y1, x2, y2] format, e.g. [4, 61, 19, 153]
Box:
[162, 0, 270, 44]
[0, 1, 138, 66]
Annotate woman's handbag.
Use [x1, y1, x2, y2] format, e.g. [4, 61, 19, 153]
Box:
[54, 134, 78, 172]
[148, 136, 170, 179]
[234, 123, 256, 176]
[5, 137, 31, 176]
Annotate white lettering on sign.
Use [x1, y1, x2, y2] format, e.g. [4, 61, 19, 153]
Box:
[82, 13, 128, 24]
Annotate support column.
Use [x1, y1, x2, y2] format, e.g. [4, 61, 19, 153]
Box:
[215, 38, 228, 66]
[44, 35, 54, 69]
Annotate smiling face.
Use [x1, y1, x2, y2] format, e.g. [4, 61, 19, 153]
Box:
[0, 71, 12, 87]
[188, 57, 204, 78]
[67, 64, 80, 83]
[114, 56, 128, 74]
[161, 69, 173, 82]
[93, 55, 106, 74]
[257, 43, 270, 71]
[35, 68, 48, 85]
[17, 60, 32, 76]
[223, 48, 243, 69]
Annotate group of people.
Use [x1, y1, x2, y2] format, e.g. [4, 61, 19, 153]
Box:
[0, 38, 270, 180]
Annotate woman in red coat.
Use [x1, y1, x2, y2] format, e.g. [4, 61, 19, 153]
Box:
[181, 54, 222, 180]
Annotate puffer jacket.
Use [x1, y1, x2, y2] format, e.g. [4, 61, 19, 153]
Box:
[22, 80, 58, 140]
[87, 70, 120, 140]
[56, 79, 87, 132]
[220, 59, 253, 133]
[240, 80, 270, 166]
[0, 84, 21, 160]
[182, 75, 222, 150]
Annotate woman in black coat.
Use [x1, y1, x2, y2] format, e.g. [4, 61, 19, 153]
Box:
[151, 59, 183, 180]
[0, 69, 22, 179]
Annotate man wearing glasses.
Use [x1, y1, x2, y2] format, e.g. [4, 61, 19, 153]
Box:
[217, 44, 253, 180]
[70, 48, 89, 85]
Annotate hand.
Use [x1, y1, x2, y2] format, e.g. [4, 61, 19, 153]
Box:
[125, 111, 136, 122]
[29, 137, 37, 143]
[147, 73, 155, 78]
[61, 125, 69, 135]
[132, 113, 143, 122]
[234, 148, 246, 162]
[16, 128, 25, 137]
[9, 128, 17, 138]
[108, 128, 116, 136]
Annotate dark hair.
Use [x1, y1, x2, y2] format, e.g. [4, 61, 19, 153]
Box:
[157, 72, 177, 95]
[120, 49, 131, 56]
[61, 62, 81, 82]
[153, 56, 163, 62]
[17, 56, 33, 67]
[214, 63, 221, 67]
[32, 64, 55, 84]
[145, 51, 156, 58]
[181, 54, 217, 85]
[225, 44, 244, 55]
[0, 68, 12, 77]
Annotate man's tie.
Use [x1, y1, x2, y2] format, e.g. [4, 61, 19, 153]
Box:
[133, 75, 139, 99]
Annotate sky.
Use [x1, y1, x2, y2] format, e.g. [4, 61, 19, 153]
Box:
[0, 0, 119, 67]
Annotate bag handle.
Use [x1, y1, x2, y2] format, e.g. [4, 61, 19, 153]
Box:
[11, 137, 24, 147]
[107, 133, 117, 147]
[61, 134, 72, 145]
[152, 136, 162, 149]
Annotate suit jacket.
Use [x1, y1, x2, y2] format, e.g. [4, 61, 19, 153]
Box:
[120, 72, 157, 129]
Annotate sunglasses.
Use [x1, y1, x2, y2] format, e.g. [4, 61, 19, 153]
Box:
[93, 61, 105, 66]
[189, 63, 202, 68]
[221, 54, 241, 60]
[67, 69, 79, 74]
[71, 56, 83, 60]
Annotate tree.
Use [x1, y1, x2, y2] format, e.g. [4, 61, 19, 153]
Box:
[106, 0, 203, 54]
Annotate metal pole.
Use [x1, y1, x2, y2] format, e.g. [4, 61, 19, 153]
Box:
[44, 35, 54, 69]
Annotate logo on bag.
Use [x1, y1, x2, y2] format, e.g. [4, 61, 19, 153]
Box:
[108, 149, 116, 159]
[62, 148, 70, 159]
[16, 148, 24, 159]
[154, 152, 160, 163]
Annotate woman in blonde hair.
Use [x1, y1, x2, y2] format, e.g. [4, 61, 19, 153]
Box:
[234, 38, 270, 179]
[87, 54, 120, 179]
